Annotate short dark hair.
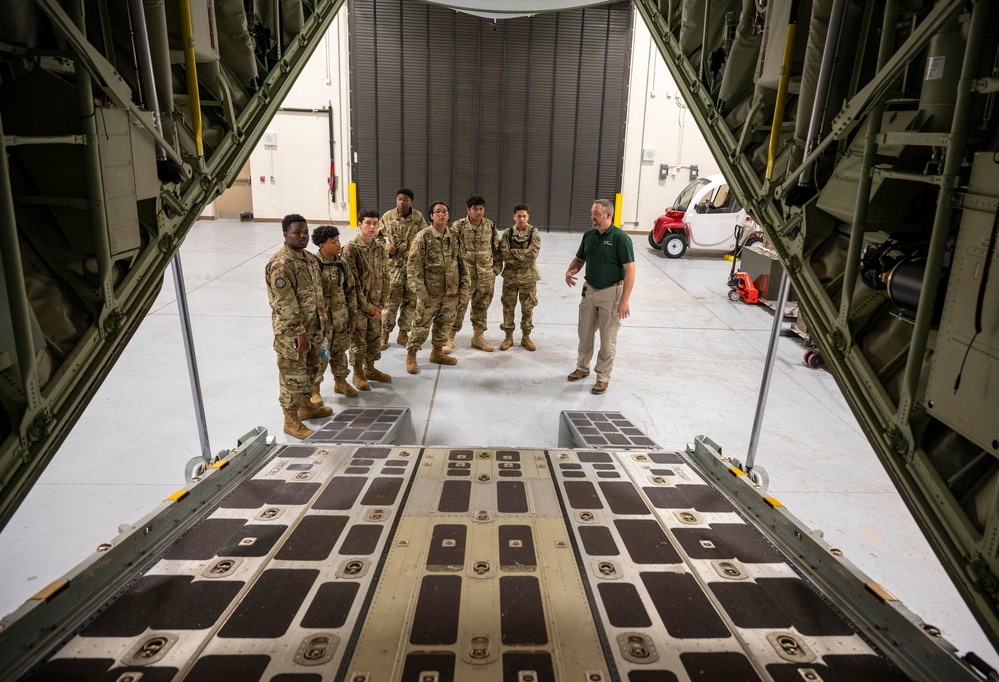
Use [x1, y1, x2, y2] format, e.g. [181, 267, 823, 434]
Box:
[282, 213, 307, 233]
[466, 194, 486, 209]
[513, 203, 529, 213]
[428, 201, 450, 217]
[311, 224, 340, 247]
[396, 188, 414, 200]
[358, 208, 380, 222]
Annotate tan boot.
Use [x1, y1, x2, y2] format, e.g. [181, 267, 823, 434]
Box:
[353, 365, 371, 391]
[429, 346, 457, 365]
[334, 375, 359, 398]
[397, 329, 409, 346]
[379, 330, 389, 350]
[310, 381, 324, 405]
[470, 329, 494, 352]
[298, 396, 333, 420]
[499, 331, 514, 351]
[521, 334, 536, 351]
[283, 409, 313, 440]
[364, 362, 392, 383]
[443, 330, 456, 354]
[406, 348, 419, 374]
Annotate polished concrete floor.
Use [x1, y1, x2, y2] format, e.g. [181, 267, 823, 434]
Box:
[0, 218, 994, 666]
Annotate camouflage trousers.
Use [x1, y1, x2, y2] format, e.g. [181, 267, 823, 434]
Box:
[407, 294, 458, 351]
[312, 326, 351, 393]
[453, 275, 494, 333]
[381, 267, 416, 334]
[500, 281, 538, 334]
[274, 333, 322, 410]
[349, 315, 383, 367]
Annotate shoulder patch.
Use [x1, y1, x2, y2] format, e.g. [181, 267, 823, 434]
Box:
[275, 277, 286, 289]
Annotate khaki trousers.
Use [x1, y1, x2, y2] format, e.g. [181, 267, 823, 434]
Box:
[576, 282, 623, 382]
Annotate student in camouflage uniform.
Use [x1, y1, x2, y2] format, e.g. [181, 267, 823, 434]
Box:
[405, 201, 471, 373]
[310, 225, 360, 403]
[450, 194, 501, 353]
[265, 214, 331, 440]
[498, 203, 541, 351]
[342, 209, 392, 390]
[377, 188, 427, 349]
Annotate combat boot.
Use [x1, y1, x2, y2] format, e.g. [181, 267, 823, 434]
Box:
[430, 346, 457, 365]
[443, 330, 456, 354]
[397, 329, 409, 346]
[298, 396, 333, 420]
[471, 329, 494, 352]
[520, 334, 536, 351]
[352, 365, 371, 391]
[499, 331, 514, 351]
[283, 409, 313, 440]
[364, 362, 392, 383]
[379, 330, 389, 350]
[310, 382, 324, 406]
[406, 348, 419, 374]
[334, 375, 359, 397]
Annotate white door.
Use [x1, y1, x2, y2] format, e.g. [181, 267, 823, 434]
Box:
[685, 183, 745, 250]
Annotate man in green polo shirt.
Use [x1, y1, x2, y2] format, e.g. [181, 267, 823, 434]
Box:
[564, 199, 636, 394]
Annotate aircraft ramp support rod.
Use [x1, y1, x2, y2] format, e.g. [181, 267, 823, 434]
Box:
[171, 255, 211, 462]
[745, 270, 791, 472]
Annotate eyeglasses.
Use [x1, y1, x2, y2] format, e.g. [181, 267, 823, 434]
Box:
[432, 209, 449, 215]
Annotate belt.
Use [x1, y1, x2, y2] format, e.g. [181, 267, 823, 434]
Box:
[586, 281, 623, 291]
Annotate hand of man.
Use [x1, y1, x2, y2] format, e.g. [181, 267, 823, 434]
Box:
[295, 332, 311, 353]
[403, 251, 409, 259]
[565, 270, 579, 287]
[368, 305, 381, 319]
[347, 321, 356, 334]
[458, 294, 468, 303]
[617, 298, 631, 319]
[388, 244, 397, 255]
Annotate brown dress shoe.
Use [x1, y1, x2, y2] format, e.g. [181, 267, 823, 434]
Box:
[591, 380, 608, 395]
[567, 369, 590, 382]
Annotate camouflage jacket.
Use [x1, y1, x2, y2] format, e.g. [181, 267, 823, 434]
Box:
[407, 225, 471, 299]
[452, 217, 500, 281]
[342, 236, 389, 314]
[315, 251, 359, 329]
[265, 244, 328, 337]
[377, 208, 427, 271]
[498, 224, 541, 285]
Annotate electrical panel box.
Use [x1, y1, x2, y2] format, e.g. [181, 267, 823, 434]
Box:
[642, 147, 655, 161]
[925, 153, 999, 452]
[689, 164, 699, 181]
[659, 163, 669, 179]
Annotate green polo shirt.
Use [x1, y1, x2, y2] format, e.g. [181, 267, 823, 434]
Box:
[576, 225, 635, 289]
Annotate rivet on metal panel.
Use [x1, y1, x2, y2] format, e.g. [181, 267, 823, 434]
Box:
[509, 539, 522, 548]
[555, 540, 568, 548]
[143, 526, 152, 536]
[239, 537, 256, 546]
[829, 547, 843, 556]
[700, 540, 715, 549]
[586, 673, 604, 682]
[799, 669, 821, 681]
[442, 539, 456, 547]
[518, 672, 537, 682]
[420, 672, 439, 682]
[349, 674, 369, 682]
[96, 542, 114, 552]
[921, 623, 942, 637]
[397, 540, 409, 547]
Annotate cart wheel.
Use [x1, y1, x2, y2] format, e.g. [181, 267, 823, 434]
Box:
[803, 350, 814, 365]
[728, 289, 741, 302]
[807, 352, 825, 370]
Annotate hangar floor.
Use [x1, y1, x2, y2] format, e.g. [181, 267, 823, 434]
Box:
[0, 218, 994, 666]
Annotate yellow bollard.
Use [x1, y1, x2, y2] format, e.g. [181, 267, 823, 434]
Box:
[349, 183, 357, 227]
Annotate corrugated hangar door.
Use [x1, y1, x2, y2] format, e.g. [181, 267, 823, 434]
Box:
[348, 0, 632, 231]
